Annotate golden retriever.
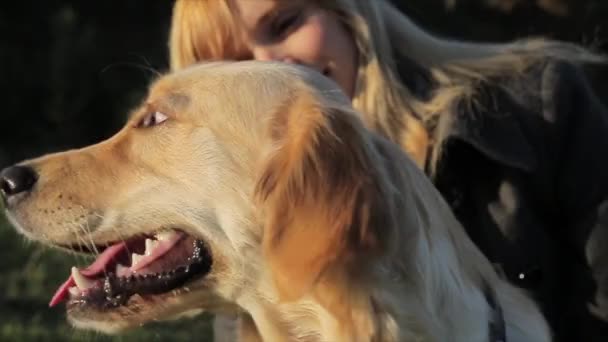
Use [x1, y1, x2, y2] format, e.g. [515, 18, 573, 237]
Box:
[1, 61, 550, 341]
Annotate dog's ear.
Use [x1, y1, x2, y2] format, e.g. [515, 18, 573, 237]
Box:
[255, 94, 395, 300]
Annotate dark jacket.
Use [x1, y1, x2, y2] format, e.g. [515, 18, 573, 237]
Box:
[427, 60, 608, 341]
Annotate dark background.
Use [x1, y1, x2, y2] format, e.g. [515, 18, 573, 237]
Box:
[0, 0, 606, 340]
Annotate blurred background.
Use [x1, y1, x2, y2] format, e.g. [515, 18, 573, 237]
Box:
[0, 0, 607, 341]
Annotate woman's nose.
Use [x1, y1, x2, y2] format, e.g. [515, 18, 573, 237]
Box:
[252, 46, 295, 64]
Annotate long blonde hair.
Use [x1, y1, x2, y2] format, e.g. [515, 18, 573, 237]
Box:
[169, 0, 604, 170]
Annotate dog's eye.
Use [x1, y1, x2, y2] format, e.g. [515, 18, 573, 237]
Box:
[136, 111, 168, 128]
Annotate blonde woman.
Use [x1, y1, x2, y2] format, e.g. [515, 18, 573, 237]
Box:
[169, 0, 608, 340]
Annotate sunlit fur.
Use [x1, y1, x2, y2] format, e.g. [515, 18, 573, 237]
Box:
[7, 61, 550, 341]
[169, 0, 604, 172]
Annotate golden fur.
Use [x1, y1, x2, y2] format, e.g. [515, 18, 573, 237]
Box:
[6, 61, 550, 341]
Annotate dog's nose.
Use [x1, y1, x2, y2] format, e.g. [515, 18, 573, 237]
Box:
[0, 165, 38, 199]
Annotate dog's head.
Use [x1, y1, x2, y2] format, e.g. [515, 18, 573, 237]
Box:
[1, 61, 404, 334]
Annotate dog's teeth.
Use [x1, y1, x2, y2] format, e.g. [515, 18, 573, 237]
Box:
[132, 253, 143, 266]
[116, 264, 129, 277]
[68, 286, 81, 298]
[156, 230, 176, 241]
[71, 267, 95, 290]
[145, 239, 158, 256]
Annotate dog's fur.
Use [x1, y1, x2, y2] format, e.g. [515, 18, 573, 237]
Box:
[4, 61, 550, 341]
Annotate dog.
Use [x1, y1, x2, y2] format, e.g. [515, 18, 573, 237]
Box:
[1, 61, 550, 341]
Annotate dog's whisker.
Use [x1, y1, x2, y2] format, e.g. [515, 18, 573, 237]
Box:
[100, 60, 162, 80]
[73, 227, 93, 265]
[22, 247, 45, 276]
[73, 225, 97, 267]
[103, 226, 132, 277]
[131, 53, 163, 77]
[73, 223, 92, 253]
[98, 212, 133, 268]
[71, 205, 100, 256]
[69, 219, 89, 252]
[78, 220, 100, 258]
[65, 221, 92, 265]
[108, 222, 130, 253]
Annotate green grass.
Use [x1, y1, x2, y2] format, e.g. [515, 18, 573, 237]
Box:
[0, 212, 214, 341]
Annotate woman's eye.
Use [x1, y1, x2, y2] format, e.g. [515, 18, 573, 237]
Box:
[136, 111, 168, 128]
[270, 12, 300, 37]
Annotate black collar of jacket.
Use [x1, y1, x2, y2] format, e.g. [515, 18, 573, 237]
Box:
[433, 61, 549, 174]
[396, 54, 539, 174]
[484, 281, 507, 342]
[446, 96, 538, 173]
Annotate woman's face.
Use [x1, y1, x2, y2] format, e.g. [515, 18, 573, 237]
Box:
[232, 0, 358, 97]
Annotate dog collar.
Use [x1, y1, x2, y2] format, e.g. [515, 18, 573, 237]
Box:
[484, 281, 506, 342]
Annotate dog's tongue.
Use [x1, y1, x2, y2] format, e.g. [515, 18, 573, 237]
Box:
[49, 242, 128, 307]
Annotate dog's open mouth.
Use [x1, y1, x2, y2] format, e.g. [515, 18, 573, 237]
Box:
[49, 230, 212, 310]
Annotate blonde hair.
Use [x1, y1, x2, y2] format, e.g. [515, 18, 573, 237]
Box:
[169, 0, 604, 170]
